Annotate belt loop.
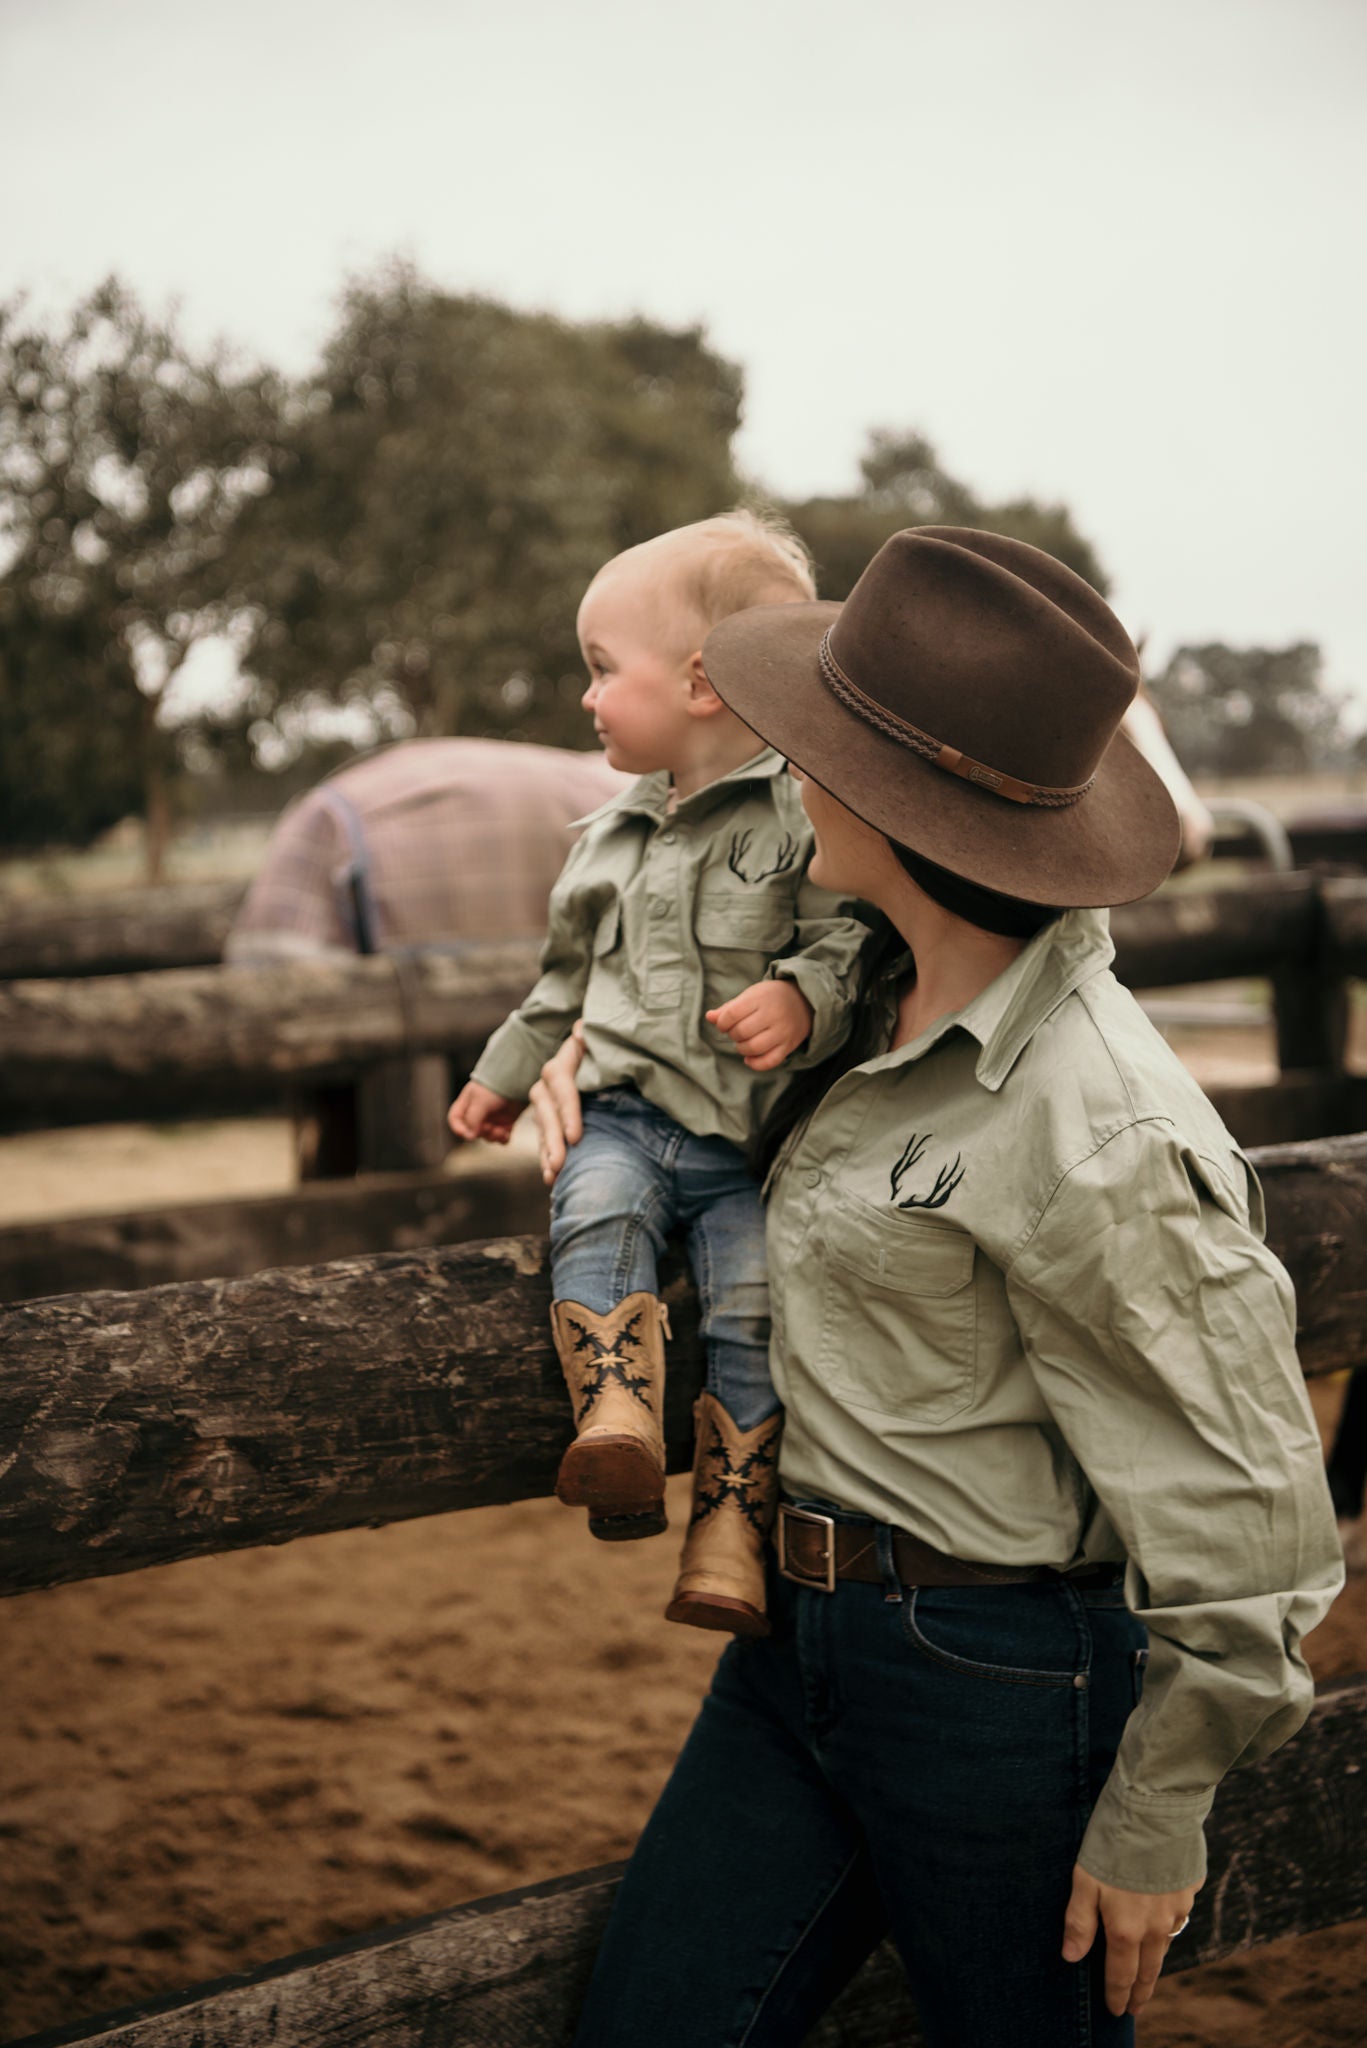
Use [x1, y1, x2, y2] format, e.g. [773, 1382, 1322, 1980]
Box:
[874, 1523, 903, 1604]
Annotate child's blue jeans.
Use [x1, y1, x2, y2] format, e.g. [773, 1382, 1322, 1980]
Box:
[549, 1086, 777, 1430]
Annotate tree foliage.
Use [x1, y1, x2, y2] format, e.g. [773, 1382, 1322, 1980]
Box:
[0, 280, 289, 863]
[783, 429, 1110, 600]
[214, 265, 745, 754]
[3, 268, 1168, 858]
[1146, 641, 1346, 776]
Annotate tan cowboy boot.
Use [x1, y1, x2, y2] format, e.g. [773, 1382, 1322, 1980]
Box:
[552, 1294, 669, 1540]
[665, 1392, 782, 1636]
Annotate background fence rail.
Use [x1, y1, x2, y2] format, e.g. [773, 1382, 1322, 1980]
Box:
[1, 876, 1365, 1146]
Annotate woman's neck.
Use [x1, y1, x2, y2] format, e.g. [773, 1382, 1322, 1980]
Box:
[887, 887, 1027, 1049]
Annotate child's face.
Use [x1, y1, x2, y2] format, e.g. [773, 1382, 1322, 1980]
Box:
[576, 562, 697, 777]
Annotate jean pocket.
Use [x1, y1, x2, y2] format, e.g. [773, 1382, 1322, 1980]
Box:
[903, 1584, 1088, 1687]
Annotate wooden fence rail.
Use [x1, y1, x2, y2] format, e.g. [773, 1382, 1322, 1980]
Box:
[0, 941, 541, 1132]
[0, 1132, 1362, 1600]
[0, 880, 244, 981]
[1, 876, 1366, 1140]
[0, 1161, 547, 1306]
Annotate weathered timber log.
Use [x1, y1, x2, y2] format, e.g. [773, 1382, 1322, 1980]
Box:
[0, 881, 245, 980]
[0, 945, 541, 1133]
[1108, 872, 1318, 990]
[17, 1678, 1367, 2048]
[0, 1236, 703, 1596]
[0, 1134, 1361, 1600]
[0, 1163, 548, 1305]
[5, 1858, 921, 2048]
[1251, 1133, 1367, 1375]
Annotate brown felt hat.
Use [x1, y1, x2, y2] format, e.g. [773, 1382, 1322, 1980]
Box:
[701, 526, 1181, 907]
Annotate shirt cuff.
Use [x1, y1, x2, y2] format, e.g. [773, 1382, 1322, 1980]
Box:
[470, 1019, 563, 1103]
[1077, 1777, 1213, 1894]
[767, 959, 851, 1065]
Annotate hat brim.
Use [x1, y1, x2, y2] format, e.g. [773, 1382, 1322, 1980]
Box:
[703, 601, 1181, 908]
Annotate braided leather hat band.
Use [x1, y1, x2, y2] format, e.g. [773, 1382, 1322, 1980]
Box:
[817, 632, 1096, 811]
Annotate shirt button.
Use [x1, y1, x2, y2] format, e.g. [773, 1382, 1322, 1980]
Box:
[804, 1169, 822, 1188]
[660, 831, 676, 845]
[650, 899, 669, 919]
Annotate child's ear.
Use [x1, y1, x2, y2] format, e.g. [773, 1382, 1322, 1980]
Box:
[684, 650, 725, 717]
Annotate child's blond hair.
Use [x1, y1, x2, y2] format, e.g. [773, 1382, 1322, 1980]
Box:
[592, 509, 816, 658]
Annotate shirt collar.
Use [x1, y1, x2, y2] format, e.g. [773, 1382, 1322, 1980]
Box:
[865, 908, 1116, 1093]
[571, 746, 786, 829]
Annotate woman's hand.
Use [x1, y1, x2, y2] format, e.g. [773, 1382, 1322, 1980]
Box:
[1062, 1865, 1198, 2017]
[529, 1022, 588, 1185]
[706, 979, 814, 1071]
[447, 1080, 522, 1145]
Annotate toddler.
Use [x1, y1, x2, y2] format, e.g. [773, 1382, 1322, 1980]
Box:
[449, 511, 866, 1633]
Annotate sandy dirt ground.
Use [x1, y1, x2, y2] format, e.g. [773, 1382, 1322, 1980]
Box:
[1, 1402, 1363, 2047]
[1, 1017, 1364, 2044]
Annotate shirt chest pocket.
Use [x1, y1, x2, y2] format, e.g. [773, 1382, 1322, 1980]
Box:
[582, 898, 630, 1025]
[694, 889, 794, 1021]
[816, 1196, 977, 1424]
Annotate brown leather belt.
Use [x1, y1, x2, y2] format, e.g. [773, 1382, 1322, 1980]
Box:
[774, 1502, 1118, 1594]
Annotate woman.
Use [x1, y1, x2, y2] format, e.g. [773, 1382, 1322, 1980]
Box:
[532, 529, 1342, 2047]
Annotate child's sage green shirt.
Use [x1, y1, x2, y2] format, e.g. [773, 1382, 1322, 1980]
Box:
[765, 906, 1343, 1896]
[472, 748, 867, 1145]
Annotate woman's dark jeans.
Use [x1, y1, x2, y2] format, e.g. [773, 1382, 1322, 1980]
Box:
[574, 1535, 1147, 2048]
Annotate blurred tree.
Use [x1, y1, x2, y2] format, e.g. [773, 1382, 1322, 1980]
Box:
[214, 264, 744, 754]
[783, 429, 1110, 599]
[1147, 641, 1347, 776]
[0, 281, 289, 871]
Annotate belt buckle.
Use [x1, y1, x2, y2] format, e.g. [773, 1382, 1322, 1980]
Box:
[777, 1504, 837, 1593]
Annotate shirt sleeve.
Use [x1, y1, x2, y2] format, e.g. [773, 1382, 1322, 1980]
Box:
[1005, 1120, 1343, 1894]
[469, 840, 595, 1101]
[767, 879, 869, 1065]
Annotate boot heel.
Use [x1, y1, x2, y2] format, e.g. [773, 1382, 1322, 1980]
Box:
[664, 1589, 770, 1635]
[589, 1508, 669, 1543]
[555, 1434, 666, 1519]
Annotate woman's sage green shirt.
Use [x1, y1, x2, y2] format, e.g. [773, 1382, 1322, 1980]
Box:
[766, 906, 1343, 1895]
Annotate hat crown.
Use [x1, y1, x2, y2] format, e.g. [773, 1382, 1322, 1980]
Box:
[827, 528, 1140, 793]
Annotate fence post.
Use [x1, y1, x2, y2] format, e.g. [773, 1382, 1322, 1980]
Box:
[1271, 877, 1349, 1080]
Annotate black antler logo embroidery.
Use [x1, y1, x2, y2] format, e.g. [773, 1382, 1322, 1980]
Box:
[727, 830, 798, 884]
[567, 1311, 653, 1414]
[691, 1418, 777, 1530]
[889, 1133, 965, 1211]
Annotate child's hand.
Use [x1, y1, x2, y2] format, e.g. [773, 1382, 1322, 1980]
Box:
[706, 980, 814, 1072]
[447, 1080, 523, 1144]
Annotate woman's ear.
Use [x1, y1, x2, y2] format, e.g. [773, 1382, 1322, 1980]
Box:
[684, 650, 726, 718]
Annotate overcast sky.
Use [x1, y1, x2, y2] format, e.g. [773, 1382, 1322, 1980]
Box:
[3, 0, 1365, 725]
